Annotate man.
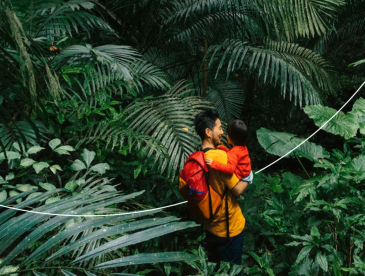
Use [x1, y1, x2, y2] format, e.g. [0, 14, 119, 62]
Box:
[194, 109, 248, 265]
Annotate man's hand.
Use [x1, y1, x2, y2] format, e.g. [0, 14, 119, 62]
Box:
[231, 180, 248, 197]
[205, 158, 213, 166]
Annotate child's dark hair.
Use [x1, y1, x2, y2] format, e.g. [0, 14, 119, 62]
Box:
[227, 119, 248, 146]
[194, 109, 220, 141]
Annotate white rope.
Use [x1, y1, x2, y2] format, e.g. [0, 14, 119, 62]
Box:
[0, 201, 188, 217]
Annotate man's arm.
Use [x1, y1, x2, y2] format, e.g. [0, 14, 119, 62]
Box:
[231, 180, 248, 197]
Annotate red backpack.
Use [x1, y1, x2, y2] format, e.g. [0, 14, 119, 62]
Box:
[179, 151, 225, 221]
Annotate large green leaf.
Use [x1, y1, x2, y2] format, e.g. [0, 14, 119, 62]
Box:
[256, 127, 329, 161]
[31, 216, 178, 265]
[349, 97, 365, 135]
[71, 221, 197, 264]
[0, 190, 144, 267]
[315, 252, 328, 272]
[304, 105, 358, 139]
[295, 245, 314, 264]
[95, 252, 197, 268]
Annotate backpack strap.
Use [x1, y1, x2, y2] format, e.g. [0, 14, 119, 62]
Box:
[224, 188, 229, 239]
[202, 147, 230, 238]
[202, 148, 213, 220]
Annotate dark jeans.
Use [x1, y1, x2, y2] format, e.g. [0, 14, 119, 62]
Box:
[204, 230, 244, 265]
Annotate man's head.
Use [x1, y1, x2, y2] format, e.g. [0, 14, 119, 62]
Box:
[194, 109, 223, 148]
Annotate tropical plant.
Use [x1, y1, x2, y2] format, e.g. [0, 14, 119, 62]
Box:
[246, 97, 365, 275]
[0, 141, 198, 275]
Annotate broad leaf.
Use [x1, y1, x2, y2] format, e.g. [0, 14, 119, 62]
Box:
[304, 105, 358, 139]
[70, 160, 86, 171]
[54, 145, 75, 155]
[0, 151, 21, 161]
[32, 162, 50, 174]
[257, 128, 329, 161]
[50, 165, 62, 174]
[81, 149, 95, 168]
[16, 184, 37, 192]
[0, 191, 7, 203]
[49, 139, 61, 150]
[90, 163, 110, 175]
[349, 97, 365, 135]
[315, 252, 328, 272]
[65, 181, 78, 192]
[20, 158, 36, 167]
[295, 245, 314, 264]
[39, 183, 56, 191]
[45, 197, 61, 205]
[27, 146, 45, 155]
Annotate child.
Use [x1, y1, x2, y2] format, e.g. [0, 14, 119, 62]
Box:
[206, 119, 253, 184]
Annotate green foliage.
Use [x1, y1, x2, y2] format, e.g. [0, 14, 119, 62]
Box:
[0, 141, 198, 275]
[304, 97, 365, 139]
[1, 0, 365, 274]
[257, 127, 330, 162]
[250, 99, 365, 275]
[207, 39, 334, 107]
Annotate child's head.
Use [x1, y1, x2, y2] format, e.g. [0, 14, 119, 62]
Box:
[227, 120, 248, 146]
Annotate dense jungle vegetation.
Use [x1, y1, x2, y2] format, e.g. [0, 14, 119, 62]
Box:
[0, 0, 365, 275]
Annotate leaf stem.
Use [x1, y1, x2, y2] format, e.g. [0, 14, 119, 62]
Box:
[295, 156, 310, 178]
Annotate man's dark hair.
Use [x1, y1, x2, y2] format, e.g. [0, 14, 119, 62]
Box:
[227, 120, 248, 146]
[194, 109, 220, 141]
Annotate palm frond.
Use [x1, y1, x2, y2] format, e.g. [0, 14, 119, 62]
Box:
[208, 39, 335, 107]
[123, 84, 214, 177]
[11, 0, 114, 41]
[53, 44, 139, 79]
[0, 121, 49, 151]
[128, 60, 171, 94]
[0, 184, 196, 274]
[79, 122, 169, 162]
[205, 80, 245, 123]
[143, 47, 197, 82]
[237, 0, 345, 40]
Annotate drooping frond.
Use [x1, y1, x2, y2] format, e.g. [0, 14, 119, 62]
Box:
[0, 183, 197, 273]
[143, 47, 198, 82]
[79, 122, 169, 163]
[161, 0, 262, 45]
[53, 44, 139, 81]
[11, 0, 114, 42]
[0, 121, 49, 151]
[207, 39, 335, 107]
[122, 84, 214, 177]
[205, 80, 245, 123]
[231, 0, 345, 41]
[128, 60, 171, 94]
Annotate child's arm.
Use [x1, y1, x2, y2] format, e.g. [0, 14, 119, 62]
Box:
[218, 145, 230, 152]
[206, 151, 239, 174]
